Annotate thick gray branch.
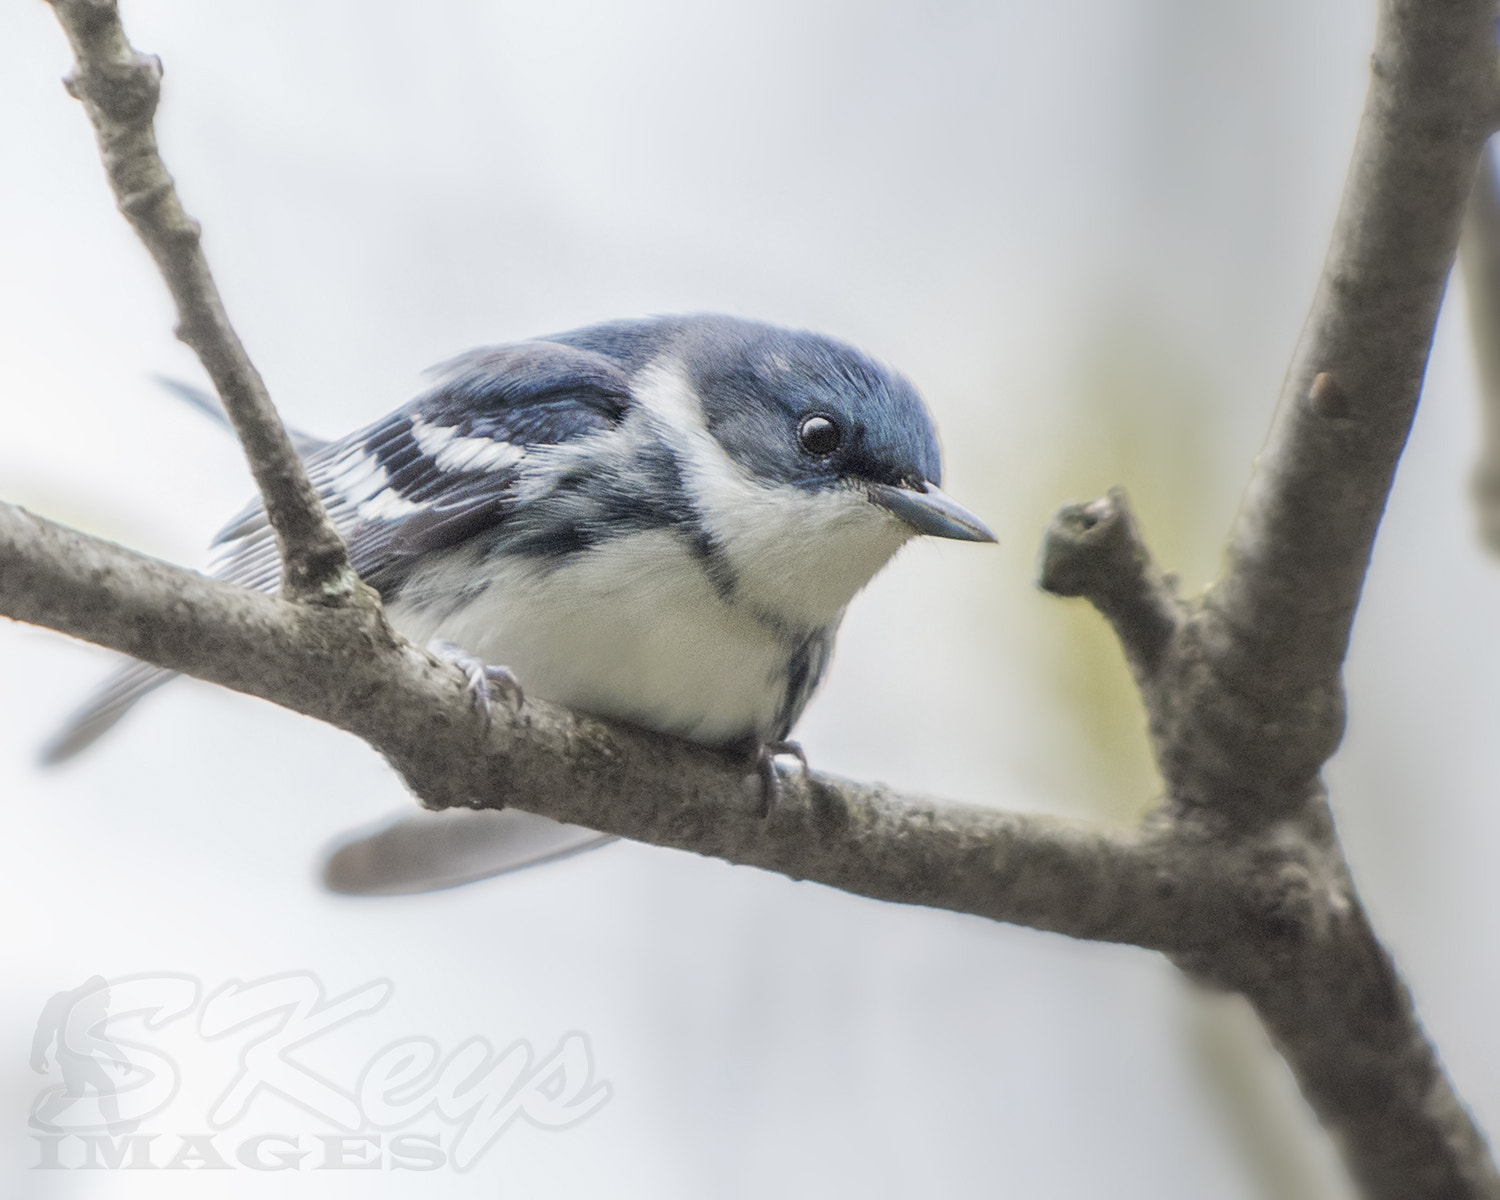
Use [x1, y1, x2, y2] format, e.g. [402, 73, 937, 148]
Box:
[0, 499, 1217, 950]
[46, 0, 355, 602]
[1214, 0, 1498, 694]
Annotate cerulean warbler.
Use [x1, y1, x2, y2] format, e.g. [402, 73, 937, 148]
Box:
[47, 314, 994, 818]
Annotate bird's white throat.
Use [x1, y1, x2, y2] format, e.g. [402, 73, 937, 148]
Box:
[633, 362, 915, 630]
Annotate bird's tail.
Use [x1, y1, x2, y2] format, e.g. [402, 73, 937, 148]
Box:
[40, 660, 179, 765]
[320, 808, 615, 894]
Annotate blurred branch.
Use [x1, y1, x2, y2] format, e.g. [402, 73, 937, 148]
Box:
[8, 0, 1500, 1198]
[46, 0, 355, 602]
[1461, 141, 1500, 552]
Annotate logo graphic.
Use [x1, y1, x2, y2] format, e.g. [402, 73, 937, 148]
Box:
[28, 972, 610, 1172]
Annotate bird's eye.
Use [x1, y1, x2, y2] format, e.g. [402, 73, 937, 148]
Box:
[797, 414, 842, 457]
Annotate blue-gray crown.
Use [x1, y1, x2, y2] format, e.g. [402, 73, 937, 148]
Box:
[550, 315, 945, 496]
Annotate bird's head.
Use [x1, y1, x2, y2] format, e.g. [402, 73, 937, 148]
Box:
[624, 316, 995, 628]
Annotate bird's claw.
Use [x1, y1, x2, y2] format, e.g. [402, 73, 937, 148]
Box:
[427, 639, 524, 730]
[753, 739, 808, 818]
[482, 663, 525, 711]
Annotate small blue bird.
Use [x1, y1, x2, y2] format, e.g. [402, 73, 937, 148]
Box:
[47, 315, 994, 882]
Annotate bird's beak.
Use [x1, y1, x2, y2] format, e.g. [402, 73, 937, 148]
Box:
[867, 481, 997, 543]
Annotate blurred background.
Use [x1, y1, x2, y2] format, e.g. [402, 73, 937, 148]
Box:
[2, 0, 1496, 1195]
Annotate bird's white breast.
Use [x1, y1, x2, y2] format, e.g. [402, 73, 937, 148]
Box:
[386, 529, 796, 747]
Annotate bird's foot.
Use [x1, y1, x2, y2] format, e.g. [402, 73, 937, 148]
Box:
[751, 739, 809, 818]
[427, 639, 524, 730]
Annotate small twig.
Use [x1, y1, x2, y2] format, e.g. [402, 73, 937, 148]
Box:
[1037, 487, 1182, 683]
[45, 0, 355, 603]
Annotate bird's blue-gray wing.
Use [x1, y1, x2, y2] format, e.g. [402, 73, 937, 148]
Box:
[213, 340, 632, 596]
[773, 625, 837, 742]
[43, 341, 633, 763]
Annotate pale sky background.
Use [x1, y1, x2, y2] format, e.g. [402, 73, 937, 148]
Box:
[3, 1, 1499, 1197]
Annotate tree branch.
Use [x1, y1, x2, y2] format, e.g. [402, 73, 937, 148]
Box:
[0, 498, 1211, 951]
[46, 0, 356, 602]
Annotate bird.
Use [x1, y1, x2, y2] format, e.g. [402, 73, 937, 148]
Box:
[44, 314, 995, 885]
